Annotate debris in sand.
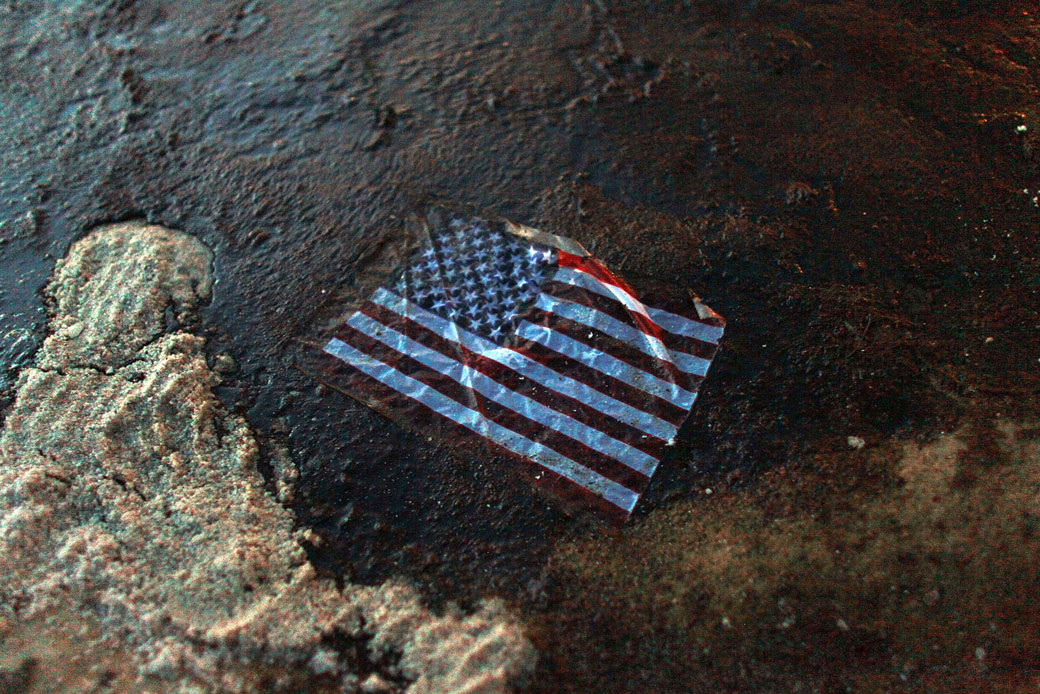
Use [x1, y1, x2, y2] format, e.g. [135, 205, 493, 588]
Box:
[784, 181, 819, 206]
[0, 222, 534, 693]
[847, 435, 866, 449]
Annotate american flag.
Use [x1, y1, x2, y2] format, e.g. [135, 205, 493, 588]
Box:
[319, 213, 724, 523]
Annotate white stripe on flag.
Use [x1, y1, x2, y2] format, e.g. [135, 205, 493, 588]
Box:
[323, 337, 639, 512]
[647, 306, 724, 344]
[347, 312, 659, 476]
[553, 267, 725, 344]
[516, 321, 698, 409]
[371, 288, 678, 441]
[535, 293, 712, 376]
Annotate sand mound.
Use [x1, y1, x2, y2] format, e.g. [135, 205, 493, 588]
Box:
[0, 222, 533, 693]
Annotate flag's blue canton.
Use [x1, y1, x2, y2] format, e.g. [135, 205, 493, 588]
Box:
[394, 218, 556, 344]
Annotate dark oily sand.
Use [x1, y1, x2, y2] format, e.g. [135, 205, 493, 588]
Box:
[1, 1, 1040, 692]
[0, 0, 1037, 602]
[538, 423, 1040, 693]
[0, 223, 533, 693]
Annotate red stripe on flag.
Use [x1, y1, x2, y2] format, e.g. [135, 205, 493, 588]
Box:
[523, 307, 705, 397]
[335, 321, 653, 493]
[557, 251, 672, 344]
[558, 251, 637, 295]
[360, 301, 672, 458]
[509, 331, 690, 426]
[318, 348, 632, 525]
[542, 280, 720, 362]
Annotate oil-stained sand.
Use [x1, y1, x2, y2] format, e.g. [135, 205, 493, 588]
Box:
[536, 422, 1040, 692]
[1, 0, 1039, 692]
[0, 223, 533, 693]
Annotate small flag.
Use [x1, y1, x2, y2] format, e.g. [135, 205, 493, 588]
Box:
[318, 212, 724, 523]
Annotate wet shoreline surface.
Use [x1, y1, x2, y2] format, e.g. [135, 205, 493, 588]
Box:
[1, 1, 1039, 692]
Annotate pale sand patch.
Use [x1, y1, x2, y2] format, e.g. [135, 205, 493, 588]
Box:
[0, 222, 533, 693]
